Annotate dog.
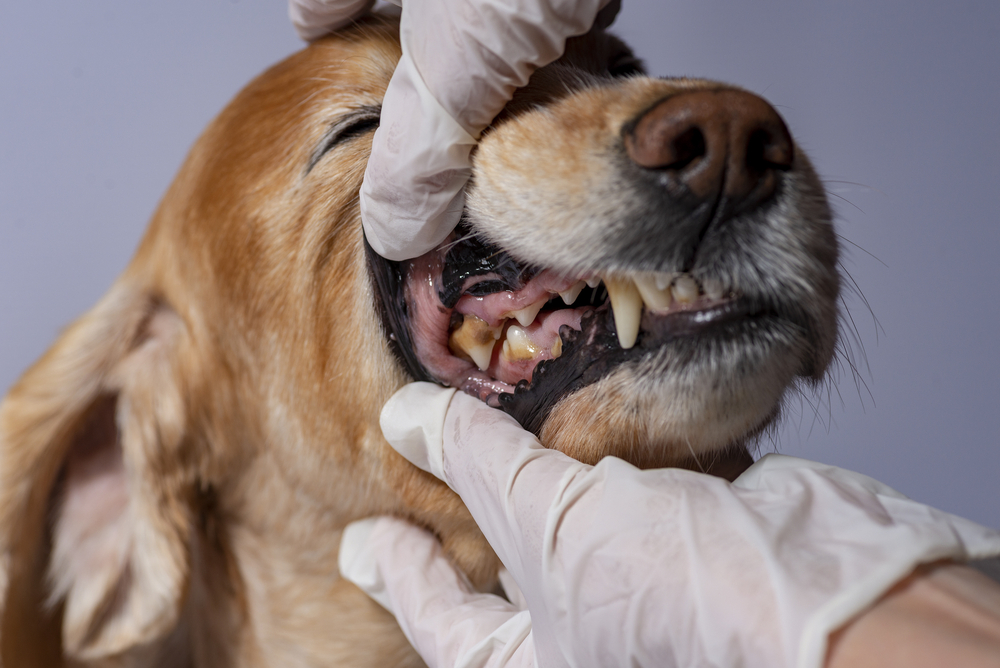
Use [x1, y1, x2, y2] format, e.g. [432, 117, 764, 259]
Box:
[0, 13, 838, 667]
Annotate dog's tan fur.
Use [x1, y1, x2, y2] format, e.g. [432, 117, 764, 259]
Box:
[0, 15, 838, 667]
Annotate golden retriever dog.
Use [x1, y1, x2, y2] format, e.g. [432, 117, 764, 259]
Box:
[0, 13, 838, 667]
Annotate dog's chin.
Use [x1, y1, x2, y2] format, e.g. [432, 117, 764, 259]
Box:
[535, 327, 799, 476]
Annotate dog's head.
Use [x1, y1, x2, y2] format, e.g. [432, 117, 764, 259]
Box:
[0, 15, 837, 666]
[370, 34, 838, 473]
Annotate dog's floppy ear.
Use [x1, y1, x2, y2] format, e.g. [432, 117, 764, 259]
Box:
[0, 283, 195, 663]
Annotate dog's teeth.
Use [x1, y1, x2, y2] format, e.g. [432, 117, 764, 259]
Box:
[559, 281, 586, 306]
[672, 275, 699, 304]
[448, 314, 502, 371]
[585, 276, 602, 289]
[703, 278, 724, 301]
[551, 337, 563, 358]
[634, 274, 673, 311]
[509, 298, 547, 327]
[654, 272, 675, 291]
[502, 325, 541, 361]
[605, 277, 642, 349]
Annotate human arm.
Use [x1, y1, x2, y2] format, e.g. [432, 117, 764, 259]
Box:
[826, 561, 1000, 668]
[341, 383, 1000, 667]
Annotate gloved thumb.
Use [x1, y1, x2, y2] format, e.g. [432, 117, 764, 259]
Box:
[339, 517, 536, 667]
[379, 382, 456, 487]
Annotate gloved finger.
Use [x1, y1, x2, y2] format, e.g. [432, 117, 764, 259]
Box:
[379, 382, 581, 499]
[339, 517, 536, 667]
[288, 0, 376, 41]
[379, 382, 457, 486]
[361, 0, 609, 260]
[380, 384, 591, 595]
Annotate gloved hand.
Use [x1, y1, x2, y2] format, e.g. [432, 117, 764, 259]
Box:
[340, 383, 1000, 668]
[289, 0, 616, 260]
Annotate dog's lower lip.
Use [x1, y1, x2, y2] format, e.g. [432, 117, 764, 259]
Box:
[488, 299, 756, 395]
[639, 298, 755, 340]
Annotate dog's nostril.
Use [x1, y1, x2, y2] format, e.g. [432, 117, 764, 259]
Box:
[745, 125, 794, 174]
[623, 101, 707, 172]
[625, 89, 793, 208]
[665, 127, 706, 171]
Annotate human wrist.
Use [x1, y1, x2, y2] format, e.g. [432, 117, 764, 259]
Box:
[826, 561, 1000, 668]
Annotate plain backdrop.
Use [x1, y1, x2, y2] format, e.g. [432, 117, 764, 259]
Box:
[1, 2, 997, 527]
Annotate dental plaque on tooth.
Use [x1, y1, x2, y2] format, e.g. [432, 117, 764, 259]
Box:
[502, 325, 541, 362]
[448, 314, 501, 371]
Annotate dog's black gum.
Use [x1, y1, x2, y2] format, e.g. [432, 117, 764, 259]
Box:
[364, 235, 436, 384]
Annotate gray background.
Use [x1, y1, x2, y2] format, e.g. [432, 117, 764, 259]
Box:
[2, 2, 997, 527]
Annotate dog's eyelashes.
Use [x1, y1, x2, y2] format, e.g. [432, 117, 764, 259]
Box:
[608, 55, 645, 78]
[307, 106, 381, 173]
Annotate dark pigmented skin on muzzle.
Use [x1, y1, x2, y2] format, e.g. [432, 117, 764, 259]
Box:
[364, 236, 435, 384]
[499, 309, 625, 434]
[437, 222, 536, 308]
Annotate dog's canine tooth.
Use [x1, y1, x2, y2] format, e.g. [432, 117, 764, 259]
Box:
[559, 281, 586, 306]
[502, 325, 541, 361]
[672, 275, 699, 304]
[509, 298, 547, 328]
[448, 314, 502, 371]
[605, 277, 643, 349]
[634, 274, 673, 311]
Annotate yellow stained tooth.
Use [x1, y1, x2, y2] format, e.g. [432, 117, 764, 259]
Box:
[551, 337, 563, 358]
[605, 277, 643, 349]
[509, 298, 547, 327]
[559, 280, 586, 306]
[502, 325, 541, 361]
[448, 314, 502, 371]
[634, 274, 672, 311]
[673, 275, 699, 304]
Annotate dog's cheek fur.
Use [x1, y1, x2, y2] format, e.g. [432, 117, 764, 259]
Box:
[539, 331, 803, 468]
[0, 22, 455, 665]
[184, 17, 500, 642]
[179, 32, 498, 658]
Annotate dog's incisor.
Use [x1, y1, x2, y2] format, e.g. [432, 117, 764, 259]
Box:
[0, 15, 839, 667]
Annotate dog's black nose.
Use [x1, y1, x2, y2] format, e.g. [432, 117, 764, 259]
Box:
[624, 89, 793, 213]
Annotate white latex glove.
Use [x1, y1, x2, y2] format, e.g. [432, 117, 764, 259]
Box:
[341, 382, 1000, 668]
[289, 0, 377, 40]
[289, 0, 614, 260]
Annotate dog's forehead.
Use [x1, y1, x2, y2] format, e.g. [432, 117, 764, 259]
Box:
[198, 19, 399, 178]
[304, 28, 401, 106]
[144, 20, 400, 289]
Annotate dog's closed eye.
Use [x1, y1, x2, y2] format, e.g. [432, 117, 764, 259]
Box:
[307, 105, 381, 173]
